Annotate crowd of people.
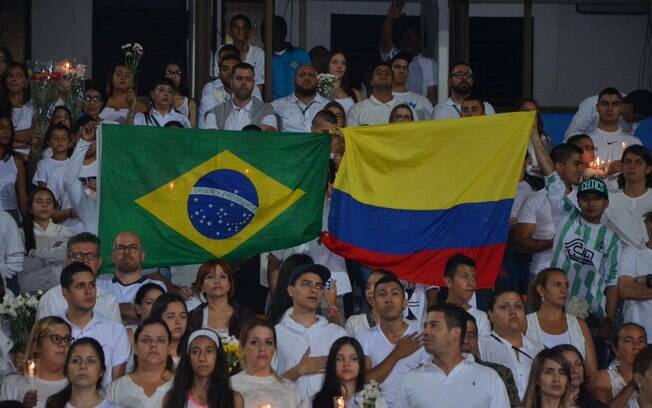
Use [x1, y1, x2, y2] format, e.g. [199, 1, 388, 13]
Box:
[3, 3, 652, 408]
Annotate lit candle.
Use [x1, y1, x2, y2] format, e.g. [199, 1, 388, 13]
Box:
[257, 404, 272, 408]
[622, 142, 627, 149]
[25, 359, 37, 390]
[334, 396, 346, 408]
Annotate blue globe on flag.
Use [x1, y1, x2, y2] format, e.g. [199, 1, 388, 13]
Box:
[187, 169, 259, 240]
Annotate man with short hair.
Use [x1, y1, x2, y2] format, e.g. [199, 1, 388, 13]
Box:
[432, 63, 495, 120]
[390, 53, 433, 120]
[229, 14, 265, 88]
[60, 262, 130, 386]
[513, 143, 583, 278]
[96, 232, 165, 323]
[275, 263, 347, 401]
[460, 95, 486, 117]
[588, 88, 642, 184]
[348, 62, 398, 126]
[272, 65, 328, 132]
[356, 275, 430, 407]
[201, 44, 239, 106]
[565, 88, 652, 139]
[36, 232, 121, 322]
[204, 63, 277, 131]
[395, 304, 510, 408]
[567, 134, 597, 171]
[443, 254, 490, 336]
[344, 271, 388, 336]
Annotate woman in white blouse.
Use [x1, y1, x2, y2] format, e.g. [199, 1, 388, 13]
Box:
[526, 268, 597, 379]
[230, 317, 300, 408]
[106, 318, 174, 407]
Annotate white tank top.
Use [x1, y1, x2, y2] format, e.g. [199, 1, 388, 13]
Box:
[526, 312, 586, 357]
[99, 107, 129, 124]
[607, 364, 638, 405]
[0, 156, 18, 211]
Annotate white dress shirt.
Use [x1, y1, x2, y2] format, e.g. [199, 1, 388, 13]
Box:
[271, 93, 328, 132]
[395, 357, 510, 408]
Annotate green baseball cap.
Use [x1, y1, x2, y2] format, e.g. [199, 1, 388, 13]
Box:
[577, 177, 608, 199]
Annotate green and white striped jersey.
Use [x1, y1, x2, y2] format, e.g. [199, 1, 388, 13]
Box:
[546, 172, 621, 316]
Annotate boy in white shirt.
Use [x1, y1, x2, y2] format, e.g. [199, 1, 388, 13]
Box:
[33, 123, 71, 187]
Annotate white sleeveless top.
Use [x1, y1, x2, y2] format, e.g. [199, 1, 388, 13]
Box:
[0, 156, 18, 211]
[607, 364, 638, 405]
[176, 96, 189, 117]
[526, 312, 585, 357]
[100, 107, 129, 124]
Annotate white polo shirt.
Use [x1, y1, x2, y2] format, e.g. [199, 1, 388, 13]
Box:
[347, 95, 399, 126]
[273, 308, 347, 401]
[478, 331, 544, 400]
[96, 275, 166, 304]
[203, 98, 277, 131]
[36, 284, 121, 323]
[271, 93, 328, 132]
[468, 307, 491, 336]
[62, 313, 130, 386]
[432, 97, 496, 120]
[356, 322, 431, 408]
[620, 245, 652, 338]
[395, 357, 510, 408]
[133, 108, 191, 128]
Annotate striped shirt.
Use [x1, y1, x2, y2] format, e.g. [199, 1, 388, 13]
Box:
[546, 172, 621, 316]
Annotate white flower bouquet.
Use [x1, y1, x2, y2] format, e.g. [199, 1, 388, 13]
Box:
[317, 73, 337, 99]
[121, 42, 144, 88]
[566, 296, 590, 320]
[357, 380, 382, 408]
[0, 292, 43, 353]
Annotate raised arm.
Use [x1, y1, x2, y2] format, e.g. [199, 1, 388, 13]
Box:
[380, 0, 405, 56]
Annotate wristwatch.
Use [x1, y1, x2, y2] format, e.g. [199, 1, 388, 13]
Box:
[646, 274, 652, 289]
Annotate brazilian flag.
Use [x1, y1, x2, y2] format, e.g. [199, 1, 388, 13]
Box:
[98, 124, 330, 269]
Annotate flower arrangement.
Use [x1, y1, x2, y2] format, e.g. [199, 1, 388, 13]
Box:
[121, 42, 144, 89]
[566, 296, 590, 320]
[221, 334, 243, 375]
[317, 73, 337, 99]
[356, 380, 382, 408]
[0, 292, 42, 353]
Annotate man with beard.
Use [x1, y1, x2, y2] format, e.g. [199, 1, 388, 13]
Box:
[272, 65, 328, 132]
[204, 63, 277, 131]
[390, 52, 433, 120]
[432, 63, 495, 120]
[355, 274, 430, 407]
[348, 62, 399, 126]
[96, 231, 165, 323]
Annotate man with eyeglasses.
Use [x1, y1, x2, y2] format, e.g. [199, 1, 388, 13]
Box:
[443, 254, 490, 336]
[274, 263, 347, 401]
[355, 274, 429, 408]
[37, 232, 121, 323]
[60, 262, 130, 386]
[432, 63, 495, 120]
[96, 231, 166, 323]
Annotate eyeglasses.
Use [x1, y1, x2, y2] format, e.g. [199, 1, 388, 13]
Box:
[165, 70, 182, 77]
[84, 95, 102, 103]
[69, 251, 100, 262]
[43, 334, 74, 346]
[450, 72, 473, 79]
[113, 244, 141, 254]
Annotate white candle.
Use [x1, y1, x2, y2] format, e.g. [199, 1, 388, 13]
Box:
[26, 359, 37, 390]
[334, 396, 346, 408]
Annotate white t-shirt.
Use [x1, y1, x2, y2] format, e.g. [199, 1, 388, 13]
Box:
[12, 101, 34, 131]
[347, 95, 399, 126]
[606, 189, 652, 248]
[96, 275, 166, 304]
[105, 375, 172, 408]
[273, 309, 347, 401]
[271, 93, 328, 132]
[620, 245, 652, 338]
[0, 210, 24, 280]
[214, 45, 266, 85]
[47, 163, 85, 235]
[565, 93, 636, 140]
[392, 91, 433, 121]
[516, 188, 579, 277]
[511, 181, 534, 220]
[588, 127, 642, 170]
[33, 157, 69, 186]
[62, 313, 131, 386]
[65, 400, 123, 408]
[344, 312, 373, 337]
[432, 97, 496, 120]
[230, 372, 301, 408]
[395, 358, 510, 408]
[355, 322, 431, 408]
[0, 374, 68, 408]
[381, 48, 437, 97]
[0, 156, 18, 211]
[37, 284, 121, 323]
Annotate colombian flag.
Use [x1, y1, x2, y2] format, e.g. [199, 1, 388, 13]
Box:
[98, 125, 330, 270]
[322, 112, 535, 288]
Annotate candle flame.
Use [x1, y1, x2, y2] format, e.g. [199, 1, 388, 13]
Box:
[336, 396, 345, 408]
[26, 360, 36, 377]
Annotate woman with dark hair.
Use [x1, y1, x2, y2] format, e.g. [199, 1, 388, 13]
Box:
[267, 254, 314, 325]
[230, 317, 300, 407]
[323, 51, 362, 112]
[526, 268, 597, 378]
[99, 64, 147, 125]
[45, 337, 123, 408]
[0, 112, 27, 222]
[163, 329, 243, 408]
[187, 259, 254, 337]
[306, 337, 387, 408]
[522, 348, 572, 408]
[388, 103, 414, 123]
[605, 144, 652, 247]
[150, 293, 189, 367]
[164, 62, 196, 128]
[128, 284, 165, 340]
[129, 77, 190, 128]
[324, 101, 346, 128]
[106, 318, 174, 408]
[552, 345, 606, 408]
[4, 62, 34, 158]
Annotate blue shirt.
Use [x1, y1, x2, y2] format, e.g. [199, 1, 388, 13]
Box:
[272, 47, 311, 100]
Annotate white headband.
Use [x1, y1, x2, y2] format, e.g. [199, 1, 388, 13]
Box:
[187, 328, 221, 353]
